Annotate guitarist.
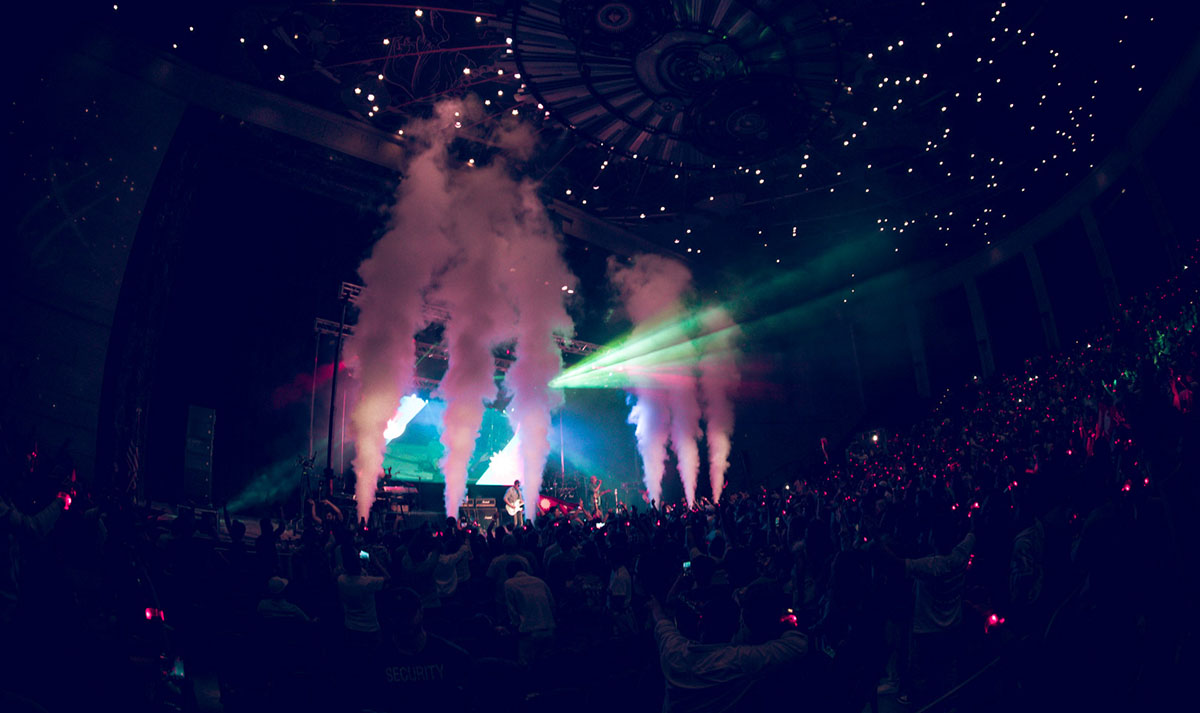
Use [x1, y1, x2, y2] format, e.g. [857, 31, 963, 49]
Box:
[504, 479, 525, 528]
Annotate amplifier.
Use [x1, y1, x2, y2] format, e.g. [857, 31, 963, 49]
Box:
[461, 497, 496, 524]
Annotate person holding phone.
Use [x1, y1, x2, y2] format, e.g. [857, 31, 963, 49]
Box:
[337, 543, 391, 647]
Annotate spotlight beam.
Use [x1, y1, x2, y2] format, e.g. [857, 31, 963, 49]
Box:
[553, 259, 918, 389]
[551, 327, 736, 388]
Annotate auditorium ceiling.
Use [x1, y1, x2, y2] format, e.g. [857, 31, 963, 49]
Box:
[97, 1, 1196, 295]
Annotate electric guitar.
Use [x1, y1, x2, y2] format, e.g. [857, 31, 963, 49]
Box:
[591, 488, 613, 512]
[505, 497, 524, 516]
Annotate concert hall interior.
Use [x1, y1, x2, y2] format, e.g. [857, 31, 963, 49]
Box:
[3, 2, 1200, 712]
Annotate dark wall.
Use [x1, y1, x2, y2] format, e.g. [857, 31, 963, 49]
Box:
[1098, 176, 1172, 298]
[979, 255, 1044, 373]
[856, 300, 921, 423]
[1143, 89, 1200, 248]
[3, 50, 185, 483]
[923, 285, 978, 395]
[135, 113, 390, 505]
[1037, 219, 1107, 345]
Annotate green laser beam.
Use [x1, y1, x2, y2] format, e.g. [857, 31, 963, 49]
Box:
[552, 251, 920, 389]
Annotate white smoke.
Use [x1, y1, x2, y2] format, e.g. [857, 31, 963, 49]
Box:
[697, 308, 740, 502]
[431, 213, 513, 518]
[346, 111, 457, 524]
[669, 383, 703, 506]
[608, 254, 696, 506]
[502, 184, 575, 520]
[348, 99, 574, 521]
[627, 392, 670, 506]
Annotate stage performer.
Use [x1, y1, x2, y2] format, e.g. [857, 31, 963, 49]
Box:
[504, 479, 524, 527]
[587, 475, 604, 516]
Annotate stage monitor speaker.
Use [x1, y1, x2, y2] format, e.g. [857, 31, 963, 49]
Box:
[183, 406, 215, 507]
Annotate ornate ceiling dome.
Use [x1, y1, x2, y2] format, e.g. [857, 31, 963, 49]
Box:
[508, 0, 845, 167]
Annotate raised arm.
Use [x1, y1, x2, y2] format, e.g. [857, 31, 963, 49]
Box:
[0, 494, 66, 539]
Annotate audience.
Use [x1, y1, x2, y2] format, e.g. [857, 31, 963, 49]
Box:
[1, 276, 1196, 713]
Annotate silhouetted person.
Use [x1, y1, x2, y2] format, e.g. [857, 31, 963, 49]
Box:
[651, 594, 808, 713]
[255, 512, 286, 578]
[338, 544, 389, 647]
[357, 587, 471, 711]
[504, 561, 555, 664]
[0, 490, 66, 627]
[257, 576, 310, 622]
[903, 520, 975, 705]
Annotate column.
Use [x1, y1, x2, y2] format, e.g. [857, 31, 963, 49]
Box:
[1023, 247, 1061, 352]
[1080, 204, 1121, 317]
[905, 302, 931, 398]
[1133, 154, 1182, 273]
[964, 278, 995, 379]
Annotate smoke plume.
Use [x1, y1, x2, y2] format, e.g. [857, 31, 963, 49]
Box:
[669, 383, 703, 505]
[697, 307, 740, 502]
[502, 185, 575, 519]
[626, 393, 670, 506]
[346, 114, 456, 524]
[431, 220, 513, 517]
[349, 98, 574, 521]
[608, 254, 695, 505]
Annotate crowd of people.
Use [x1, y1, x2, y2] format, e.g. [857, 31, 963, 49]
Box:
[2, 275, 1197, 712]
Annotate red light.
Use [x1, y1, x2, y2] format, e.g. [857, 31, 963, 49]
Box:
[539, 497, 551, 510]
[988, 614, 998, 624]
[145, 607, 165, 621]
[145, 608, 153, 620]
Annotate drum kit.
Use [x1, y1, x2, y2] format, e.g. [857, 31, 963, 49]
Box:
[541, 473, 645, 510]
[542, 472, 579, 502]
